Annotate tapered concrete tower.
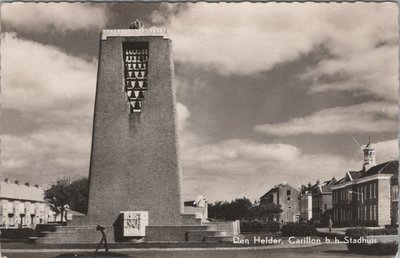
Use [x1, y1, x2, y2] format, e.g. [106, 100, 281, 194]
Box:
[35, 24, 238, 244]
[83, 26, 184, 227]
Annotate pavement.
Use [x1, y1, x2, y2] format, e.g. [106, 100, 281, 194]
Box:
[0, 243, 396, 258]
[316, 227, 399, 243]
[316, 227, 347, 235]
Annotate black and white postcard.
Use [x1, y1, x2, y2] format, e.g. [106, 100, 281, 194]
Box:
[0, 2, 398, 257]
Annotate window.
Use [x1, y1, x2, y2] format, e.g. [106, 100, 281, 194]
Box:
[370, 184, 372, 199]
[391, 185, 399, 201]
[333, 192, 335, 204]
[369, 205, 372, 220]
[364, 206, 367, 220]
[287, 190, 291, 196]
[374, 183, 377, 198]
[373, 205, 376, 220]
[364, 186, 367, 200]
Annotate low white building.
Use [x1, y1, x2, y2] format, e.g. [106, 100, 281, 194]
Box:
[0, 179, 51, 228]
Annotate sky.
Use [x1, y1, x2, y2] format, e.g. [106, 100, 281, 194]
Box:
[1, 2, 399, 202]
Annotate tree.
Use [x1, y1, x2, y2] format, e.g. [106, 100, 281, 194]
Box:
[248, 203, 283, 221]
[68, 177, 89, 214]
[44, 177, 72, 223]
[260, 203, 283, 221]
[208, 197, 253, 221]
[44, 176, 89, 223]
[230, 198, 252, 220]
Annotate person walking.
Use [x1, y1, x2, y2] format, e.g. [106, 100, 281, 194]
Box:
[329, 217, 333, 233]
[95, 225, 109, 253]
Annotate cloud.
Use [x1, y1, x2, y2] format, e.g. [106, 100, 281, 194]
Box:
[181, 136, 399, 202]
[176, 102, 190, 132]
[2, 128, 91, 185]
[1, 33, 96, 183]
[254, 102, 398, 136]
[152, 3, 397, 76]
[180, 136, 364, 201]
[1, 3, 108, 32]
[373, 139, 399, 162]
[183, 139, 301, 168]
[1, 33, 96, 114]
[305, 39, 398, 102]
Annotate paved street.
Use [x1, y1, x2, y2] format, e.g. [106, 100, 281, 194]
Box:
[316, 228, 347, 235]
[2, 244, 396, 258]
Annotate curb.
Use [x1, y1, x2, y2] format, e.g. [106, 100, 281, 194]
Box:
[2, 243, 324, 253]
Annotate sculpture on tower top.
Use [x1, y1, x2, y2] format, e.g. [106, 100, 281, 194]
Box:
[129, 19, 143, 29]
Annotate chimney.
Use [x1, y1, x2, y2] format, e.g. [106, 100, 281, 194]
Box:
[4, 178, 8, 183]
[25, 182, 30, 187]
[15, 180, 19, 185]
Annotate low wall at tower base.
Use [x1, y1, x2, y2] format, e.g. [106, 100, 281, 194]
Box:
[145, 225, 211, 242]
[33, 225, 115, 244]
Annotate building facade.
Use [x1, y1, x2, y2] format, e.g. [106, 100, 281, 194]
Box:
[300, 178, 335, 224]
[260, 183, 300, 223]
[0, 179, 51, 228]
[332, 142, 399, 227]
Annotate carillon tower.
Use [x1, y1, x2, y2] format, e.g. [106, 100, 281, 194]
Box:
[36, 22, 238, 244]
[80, 23, 184, 228]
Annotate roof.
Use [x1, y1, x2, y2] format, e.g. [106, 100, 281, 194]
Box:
[260, 187, 278, 199]
[260, 183, 298, 199]
[359, 160, 398, 179]
[334, 160, 398, 187]
[0, 181, 45, 202]
[309, 178, 336, 195]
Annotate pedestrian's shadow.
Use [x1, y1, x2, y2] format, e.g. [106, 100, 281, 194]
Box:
[56, 252, 129, 257]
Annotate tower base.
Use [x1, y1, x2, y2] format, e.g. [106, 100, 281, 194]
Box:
[30, 216, 240, 244]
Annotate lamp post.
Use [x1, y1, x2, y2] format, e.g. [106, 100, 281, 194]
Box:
[349, 190, 363, 203]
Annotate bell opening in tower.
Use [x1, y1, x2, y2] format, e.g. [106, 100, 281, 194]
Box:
[122, 42, 149, 113]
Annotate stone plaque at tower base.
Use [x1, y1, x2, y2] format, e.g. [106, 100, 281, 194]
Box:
[121, 211, 148, 237]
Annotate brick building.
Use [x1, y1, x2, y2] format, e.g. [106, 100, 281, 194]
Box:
[0, 179, 50, 228]
[300, 178, 336, 224]
[260, 183, 300, 222]
[332, 141, 399, 226]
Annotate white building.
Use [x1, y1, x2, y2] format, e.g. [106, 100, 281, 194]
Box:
[0, 179, 51, 228]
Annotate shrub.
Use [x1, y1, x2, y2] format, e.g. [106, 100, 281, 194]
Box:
[0, 228, 35, 239]
[240, 220, 280, 233]
[281, 224, 317, 237]
[345, 227, 397, 236]
[346, 227, 398, 255]
[316, 231, 345, 241]
[348, 241, 398, 255]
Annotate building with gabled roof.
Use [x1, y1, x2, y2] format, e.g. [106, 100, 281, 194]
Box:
[299, 178, 336, 224]
[0, 179, 51, 228]
[260, 183, 300, 223]
[332, 140, 399, 227]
